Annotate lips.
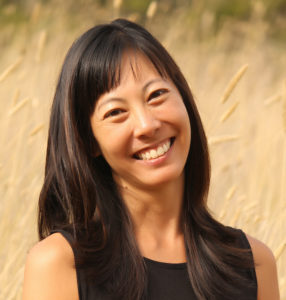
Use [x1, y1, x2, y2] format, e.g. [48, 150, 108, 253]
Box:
[133, 138, 175, 160]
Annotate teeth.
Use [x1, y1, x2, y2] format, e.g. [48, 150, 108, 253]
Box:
[157, 146, 164, 156]
[137, 139, 171, 160]
[150, 149, 157, 159]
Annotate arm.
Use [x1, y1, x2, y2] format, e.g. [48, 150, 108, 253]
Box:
[22, 233, 78, 300]
[246, 234, 280, 300]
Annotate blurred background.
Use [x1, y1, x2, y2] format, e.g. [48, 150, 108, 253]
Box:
[0, 0, 285, 299]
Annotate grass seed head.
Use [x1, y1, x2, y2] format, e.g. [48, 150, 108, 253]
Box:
[220, 64, 248, 104]
[283, 80, 286, 134]
[208, 134, 240, 145]
[146, 1, 157, 19]
[36, 30, 47, 62]
[113, 0, 122, 10]
[8, 97, 31, 116]
[220, 101, 239, 123]
[0, 57, 23, 83]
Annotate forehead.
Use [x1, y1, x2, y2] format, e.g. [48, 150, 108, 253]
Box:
[118, 51, 162, 83]
[92, 49, 172, 113]
[94, 52, 170, 112]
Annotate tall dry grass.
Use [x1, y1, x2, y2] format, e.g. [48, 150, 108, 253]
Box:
[0, 1, 285, 299]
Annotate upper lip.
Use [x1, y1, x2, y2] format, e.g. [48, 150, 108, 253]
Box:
[132, 138, 172, 156]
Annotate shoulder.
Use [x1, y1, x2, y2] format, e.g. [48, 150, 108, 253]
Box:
[26, 233, 74, 266]
[245, 234, 280, 300]
[22, 233, 79, 300]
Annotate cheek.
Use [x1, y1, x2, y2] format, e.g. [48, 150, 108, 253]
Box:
[172, 102, 191, 146]
[166, 100, 191, 130]
[93, 125, 131, 161]
[182, 108, 191, 135]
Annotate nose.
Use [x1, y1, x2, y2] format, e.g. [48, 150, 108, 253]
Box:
[133, 107, 161, 138]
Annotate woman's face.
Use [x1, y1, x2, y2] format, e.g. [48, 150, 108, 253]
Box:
[90, 52, 191, 190]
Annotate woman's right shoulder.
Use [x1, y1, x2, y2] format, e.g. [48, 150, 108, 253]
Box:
[25, 233, 75, 272]
[22, 233, 79, 300]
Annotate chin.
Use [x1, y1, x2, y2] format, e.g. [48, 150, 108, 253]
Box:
[135, 168, 184, 189]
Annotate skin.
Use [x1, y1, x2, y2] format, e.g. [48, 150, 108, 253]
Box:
[90, 52, 191, 261]
[91, 52, 191, 193]
[22, 234, 280, 300]
[22, 53, 280, 300]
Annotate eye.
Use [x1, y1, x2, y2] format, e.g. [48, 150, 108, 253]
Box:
[104, 109, 125, 119]
[148, 89, 168, 101]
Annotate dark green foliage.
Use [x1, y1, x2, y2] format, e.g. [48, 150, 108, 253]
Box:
[0, 0, 285, 43]
[213, 0, 252, 21]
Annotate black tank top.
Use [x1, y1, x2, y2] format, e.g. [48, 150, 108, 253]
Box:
[53, 228, 257, 300]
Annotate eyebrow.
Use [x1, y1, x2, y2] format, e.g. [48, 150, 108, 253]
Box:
[96, 78, 165, 111]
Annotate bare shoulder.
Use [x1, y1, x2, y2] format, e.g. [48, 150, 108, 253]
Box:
[245, 234, 280, 300]
[22, 233, 78, 300]
[246, 234, 275, 264]
[26, 233, 74, 265]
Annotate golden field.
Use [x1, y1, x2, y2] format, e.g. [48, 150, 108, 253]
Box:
[0, 1, 285, 299]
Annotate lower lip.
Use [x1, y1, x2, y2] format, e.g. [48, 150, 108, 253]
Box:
[135, 141, 174, 166]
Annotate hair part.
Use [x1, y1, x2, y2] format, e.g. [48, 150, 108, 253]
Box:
[38, 18, 256, 299]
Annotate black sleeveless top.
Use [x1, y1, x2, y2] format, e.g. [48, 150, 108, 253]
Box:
[53, 228, 257, 300]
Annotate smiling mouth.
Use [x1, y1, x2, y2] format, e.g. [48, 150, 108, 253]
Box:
[133, 138, 175, 161]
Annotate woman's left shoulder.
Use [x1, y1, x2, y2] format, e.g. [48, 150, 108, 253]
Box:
[245, 233, 280, 300]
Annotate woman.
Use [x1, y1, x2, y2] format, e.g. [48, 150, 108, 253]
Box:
[22, 19, 279, 300]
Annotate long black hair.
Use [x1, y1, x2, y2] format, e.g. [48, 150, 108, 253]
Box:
[38, 19, 256, 299]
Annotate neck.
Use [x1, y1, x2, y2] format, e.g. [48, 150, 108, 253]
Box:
[115, 175, 184, 261]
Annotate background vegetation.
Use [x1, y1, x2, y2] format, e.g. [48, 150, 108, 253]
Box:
[0, 0, 285, 299]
